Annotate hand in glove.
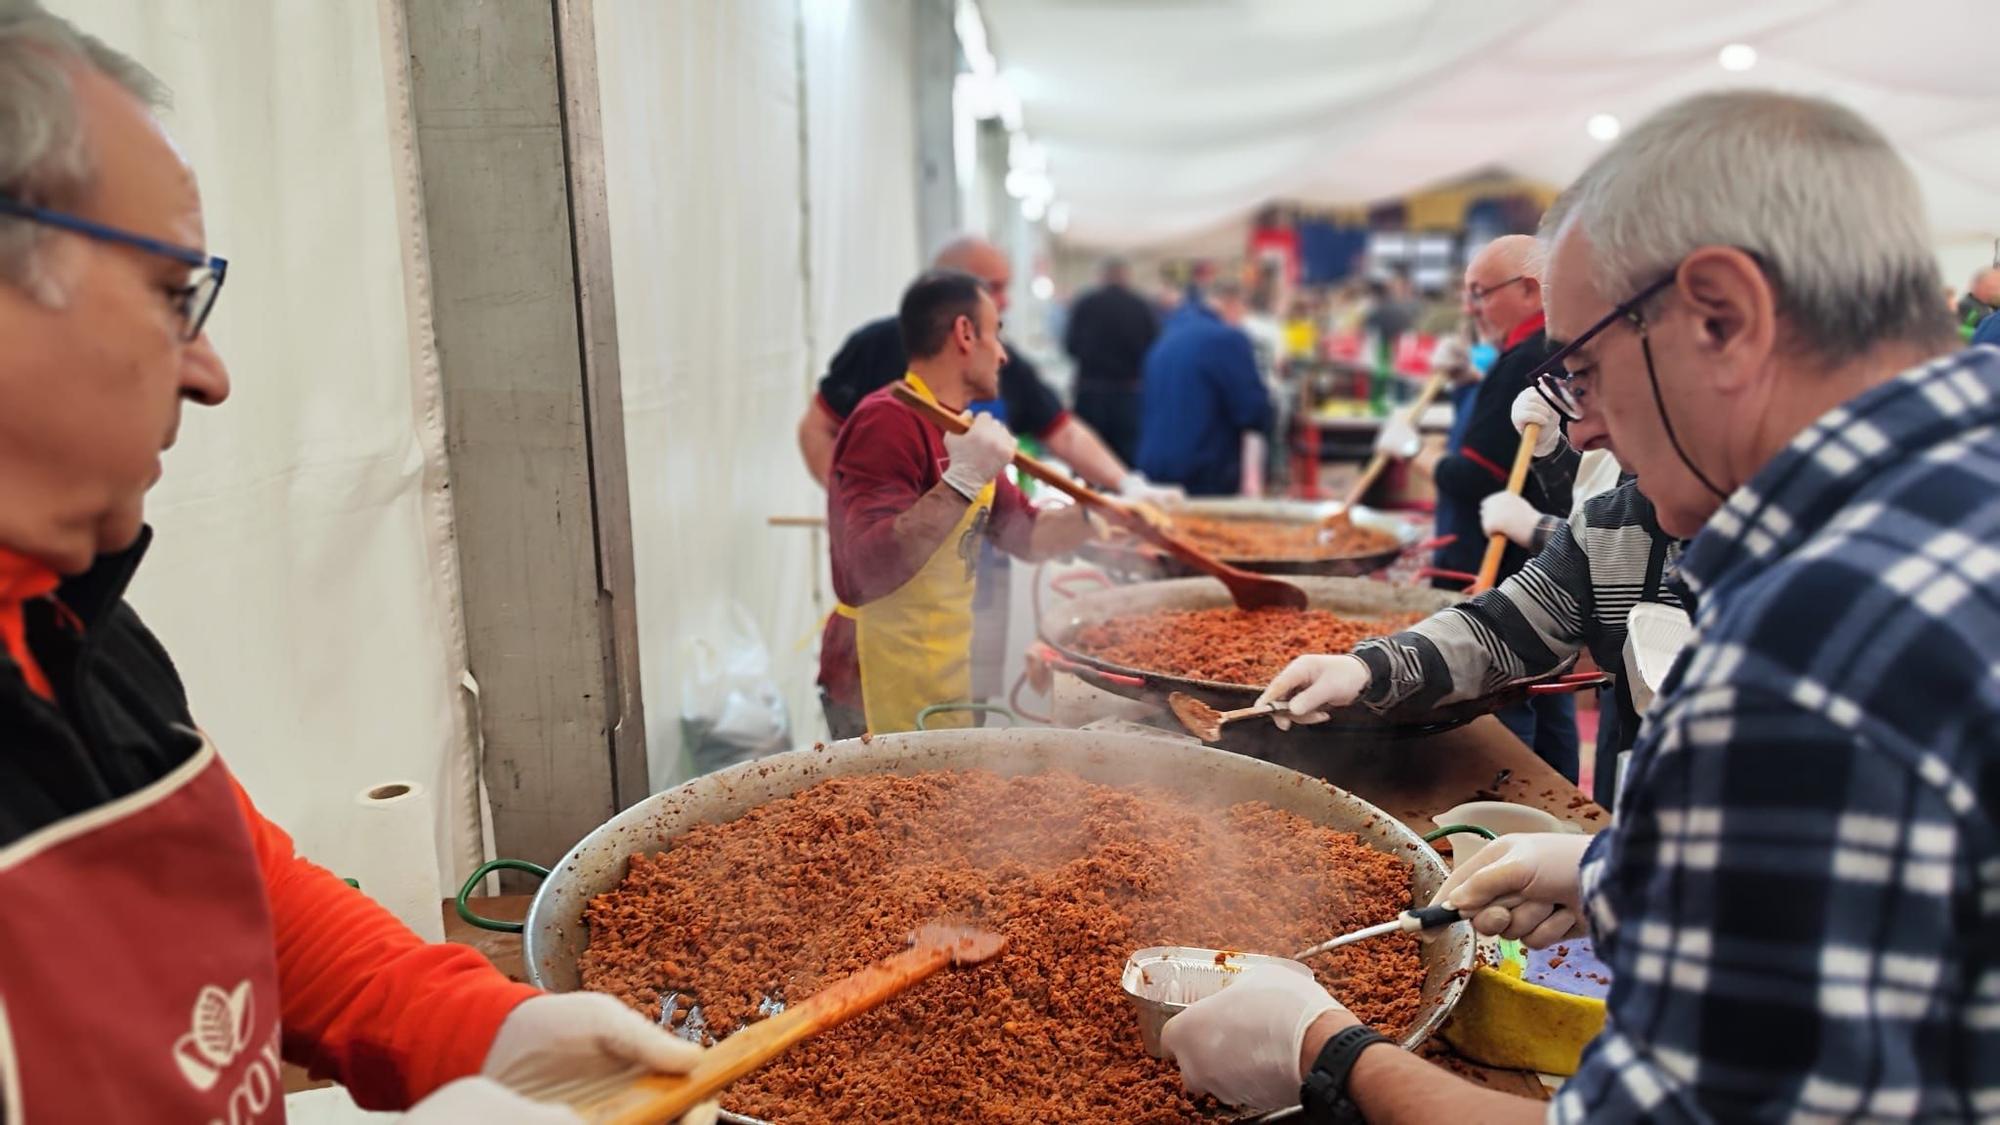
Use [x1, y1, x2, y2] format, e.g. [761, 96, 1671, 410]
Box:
[1255, 654, 1372, 730]
[1480, 491, 1544, 549]
[1372, 416, 1421, 460]
[1432, 832, 1593, 948]
[482, 993, 719, 1125]
[399, 1078, 579, 1123]
[1509, 388, 1563, 459]
[1162, 966, 1356, 1112]
[1118, 471, 1185, 508]
[940, 413, 1018, 500]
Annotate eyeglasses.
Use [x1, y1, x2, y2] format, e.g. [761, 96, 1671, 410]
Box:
[1530, 272, 1676, 422]
[1532, 265, 1730, 499]
[1464, 275, 1527, 304]
[0, 194, 227, 341]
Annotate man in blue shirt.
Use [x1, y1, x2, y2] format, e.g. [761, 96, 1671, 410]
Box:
[1972, 307, 2000, 347]
[1135, 279, 1273, 495]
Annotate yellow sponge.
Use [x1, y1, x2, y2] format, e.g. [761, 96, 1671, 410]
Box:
[1439, 964, 1606, 1076]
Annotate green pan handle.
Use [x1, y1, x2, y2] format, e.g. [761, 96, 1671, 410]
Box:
[1422, 823, 1498, 843]
[915, 702, 1017, 730]
[455, 858, 550, 932]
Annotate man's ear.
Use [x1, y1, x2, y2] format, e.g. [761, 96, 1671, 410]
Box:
[1676, 245, 1774, 394]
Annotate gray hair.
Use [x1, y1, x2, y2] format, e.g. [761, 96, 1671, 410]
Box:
[1543, 89, 1950, 359]
[0, 0, 165, 292]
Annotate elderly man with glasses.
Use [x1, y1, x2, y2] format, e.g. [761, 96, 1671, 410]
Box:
[1378, 233, 1583, 777]
[0, 6, 716, 1122]
[1164, 89, 2000, 1123]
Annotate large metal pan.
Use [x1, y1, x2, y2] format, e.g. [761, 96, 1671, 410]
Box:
[1039, 575, 1603, 736]
[1081, 498, 1423, 580]
[506, 729, 1474, 1121]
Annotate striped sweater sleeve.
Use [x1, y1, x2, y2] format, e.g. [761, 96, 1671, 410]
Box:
[1353, 506, 1596, 712]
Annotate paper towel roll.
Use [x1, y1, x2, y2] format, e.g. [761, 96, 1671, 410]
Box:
[349, 781, 445, 942]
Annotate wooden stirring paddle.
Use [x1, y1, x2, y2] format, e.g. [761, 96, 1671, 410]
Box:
[891, 383, 1309, 612]
[571, 924, 1006, 1124]
[1329, 372, 1451, 527]
[1168, 691, 1280, 742]
[1470, 421, 1541, 593]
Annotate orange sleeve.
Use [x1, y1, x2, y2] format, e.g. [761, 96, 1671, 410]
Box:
[227, 776, 540, 1109]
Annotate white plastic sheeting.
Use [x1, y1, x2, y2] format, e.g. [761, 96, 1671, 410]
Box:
[595, 0, 921, 788]
[51, 3, 482, 884]
[983, 0, 2000, 255]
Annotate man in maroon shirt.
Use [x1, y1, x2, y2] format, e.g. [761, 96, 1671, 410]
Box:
[817, 271, 1095, 738]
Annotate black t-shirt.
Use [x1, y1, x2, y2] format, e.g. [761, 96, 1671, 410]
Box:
[815, 316, 1066, 439]
[1063, 283, 1159, 390]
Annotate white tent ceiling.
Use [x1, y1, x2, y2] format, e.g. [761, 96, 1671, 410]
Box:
[983, 0, 2000, 264]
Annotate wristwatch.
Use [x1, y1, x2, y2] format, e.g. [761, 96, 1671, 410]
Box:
[1299, 1024, 1390, 1124]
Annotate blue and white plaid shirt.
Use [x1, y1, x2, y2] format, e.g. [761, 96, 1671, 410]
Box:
[1553, 346, 2000, 1123]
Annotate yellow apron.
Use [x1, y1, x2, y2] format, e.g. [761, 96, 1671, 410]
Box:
[836, 374, 993, 735]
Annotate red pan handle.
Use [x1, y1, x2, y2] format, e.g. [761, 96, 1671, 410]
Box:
[1526, 671, 1613, 696]
[1030, 642, 1148, 690]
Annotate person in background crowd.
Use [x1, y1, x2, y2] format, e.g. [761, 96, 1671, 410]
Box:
[1135, 278, 1274, 496]
[1975, 305, 2000, 347]
[0, 7, 716, 1121]
[1958, 265, 2000, 340]
[1169, 88, 1999, 1124]
[817, 271, 1096, 739]
[1062, 257, 1159, 466]
[795, 236, 1175, 506]
[1361, 266, 1419, 345]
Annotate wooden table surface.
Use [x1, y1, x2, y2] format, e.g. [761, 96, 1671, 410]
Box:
[443, 714, 1598, 1104]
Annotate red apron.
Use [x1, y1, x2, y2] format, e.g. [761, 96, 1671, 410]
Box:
[0, 738, 286, 1123]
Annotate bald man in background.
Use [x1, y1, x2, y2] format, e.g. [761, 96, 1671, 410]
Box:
[796, 236, 1175, 505]
[1959, 265, 2000, 341]
[1431, 234, 1579, 778]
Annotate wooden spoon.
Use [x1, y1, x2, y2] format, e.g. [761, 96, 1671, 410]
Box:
[1470, 421, 1541, 593]
[571, 923, 1006, 1124]
[1327, 372, 1450, 528]
[1168, 691, 1279, 742]
[892, 384, 1309, 611]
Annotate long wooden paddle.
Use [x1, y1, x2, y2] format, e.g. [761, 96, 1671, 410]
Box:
[1470, 422, 1541, 593]
[1340, 372, 1451, 512]
[569, 925, 1006, 1124]
[891, 383, 1309, 611]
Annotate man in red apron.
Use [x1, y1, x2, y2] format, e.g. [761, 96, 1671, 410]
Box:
[817, 270, 1097, 738]
[0, 9, 713, 1121]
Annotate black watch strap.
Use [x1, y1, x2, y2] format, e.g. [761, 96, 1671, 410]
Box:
[1300, 1025, 1390, 1124]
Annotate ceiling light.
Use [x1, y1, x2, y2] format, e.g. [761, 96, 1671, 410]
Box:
[1586, 113, 1621, 142]
[1718, 43, 1757, 72]
[1031, 276, 1055, 301]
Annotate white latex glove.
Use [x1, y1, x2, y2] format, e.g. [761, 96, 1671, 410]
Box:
[1427, 335, 1469, 378]
[1118, 471, 1186, 508]
[483, 993, 718, 1125]
[1372, 415, 1420, 459]
[1431, 832, 1593, 949]
[1509, 387, 1562, 458]
[1162, 966, 1351, 1112]
[1255, 654, 1372, 730]
[400, 1077, 579, 1123]
[1480, 491, 1544, 549]
[940, 413, 1017, 500]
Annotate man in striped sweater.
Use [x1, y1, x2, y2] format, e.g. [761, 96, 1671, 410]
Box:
[1258, 386, 1684, 796]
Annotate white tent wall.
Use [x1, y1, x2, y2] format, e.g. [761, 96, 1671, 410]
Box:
[50, 3, 482, 888]
[596, 0, 921, 788]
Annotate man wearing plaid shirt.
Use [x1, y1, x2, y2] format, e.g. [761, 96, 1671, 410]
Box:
[1163, 89, 1998, 1122]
